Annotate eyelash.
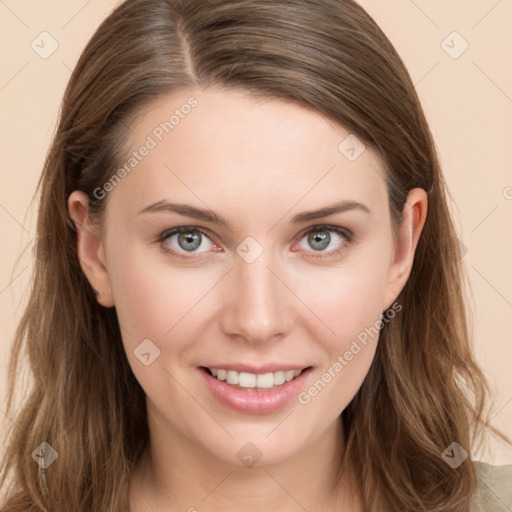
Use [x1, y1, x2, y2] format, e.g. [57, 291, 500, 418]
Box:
[157, 224, 355, 261]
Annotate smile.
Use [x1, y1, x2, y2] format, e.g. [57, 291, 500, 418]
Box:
[204, 367, 305, 390]
[199, 365, 312, 414]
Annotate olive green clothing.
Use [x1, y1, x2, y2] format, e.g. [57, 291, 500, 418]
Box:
[473, 462, 512, 511]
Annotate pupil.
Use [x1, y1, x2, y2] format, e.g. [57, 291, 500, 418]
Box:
[179, 231, 201, 251]
[309, 230, 330, 250]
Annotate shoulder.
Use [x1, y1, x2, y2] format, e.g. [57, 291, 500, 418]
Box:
[472, 461, 512, 512]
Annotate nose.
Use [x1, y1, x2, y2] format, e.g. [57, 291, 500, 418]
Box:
[219, 250, 294, 345]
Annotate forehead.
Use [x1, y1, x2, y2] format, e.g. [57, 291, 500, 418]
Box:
[107, 87, 389, 221]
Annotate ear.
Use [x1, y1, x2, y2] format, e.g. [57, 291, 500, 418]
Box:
[382, 187, 428, 311]
[68, 191, 114, 307]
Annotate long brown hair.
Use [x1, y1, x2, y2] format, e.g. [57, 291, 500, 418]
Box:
[1, 0, 508, 510]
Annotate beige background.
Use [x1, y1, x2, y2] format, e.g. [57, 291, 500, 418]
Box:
[1, 1, 511, 464]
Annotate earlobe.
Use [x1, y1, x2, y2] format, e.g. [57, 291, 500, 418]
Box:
[382, 188, 428, 311]
[68, 191, 115, 307]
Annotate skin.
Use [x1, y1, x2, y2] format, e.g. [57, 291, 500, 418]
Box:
[68, 87, 427, 511]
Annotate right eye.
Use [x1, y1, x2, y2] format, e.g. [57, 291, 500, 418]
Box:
[159, 226, 220, 260]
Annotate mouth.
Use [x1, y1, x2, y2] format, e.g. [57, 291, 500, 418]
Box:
[199, 364, 313, 414]
[200, 366, 312, 391]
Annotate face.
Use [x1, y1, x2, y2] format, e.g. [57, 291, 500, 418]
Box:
[73, 87, 422, 468]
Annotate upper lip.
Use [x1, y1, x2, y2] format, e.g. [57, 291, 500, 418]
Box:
[201, 364, 311, 374]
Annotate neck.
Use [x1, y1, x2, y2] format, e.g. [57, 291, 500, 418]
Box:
[129, 412, 361, 512]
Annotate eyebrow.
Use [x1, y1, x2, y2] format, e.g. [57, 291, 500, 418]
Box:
[138, 199, 371, 228]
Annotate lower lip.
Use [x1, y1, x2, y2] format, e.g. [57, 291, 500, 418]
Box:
[199, 367, 311, 414]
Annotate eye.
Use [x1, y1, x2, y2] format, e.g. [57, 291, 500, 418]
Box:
[159, 227, 218, 260]
[293, 225, 354, 259]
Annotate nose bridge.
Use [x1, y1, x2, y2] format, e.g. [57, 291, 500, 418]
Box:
[220, 247, 292, 343]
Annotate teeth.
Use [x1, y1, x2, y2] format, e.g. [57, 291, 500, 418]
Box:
[273, 371, 286, 386]
[256, 372, 274, 388]
[208, 367, 304, 389]
[238, 372, 256, 387]
[226, 370, 239, 385]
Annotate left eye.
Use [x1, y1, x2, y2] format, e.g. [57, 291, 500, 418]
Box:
[295, 226, 349, 254]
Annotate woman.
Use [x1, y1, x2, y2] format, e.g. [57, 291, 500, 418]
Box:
[0, 0, 510, 510]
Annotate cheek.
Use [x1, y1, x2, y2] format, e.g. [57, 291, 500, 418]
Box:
[109, 259, 167, 337]
[297, 339, 377, 426]
[106, 248, 211, 402]
[296, 252, 390, 407]
[303, 257, 390, 349]
[106, 241, 205, 350]
[296, 287, 384, 421]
